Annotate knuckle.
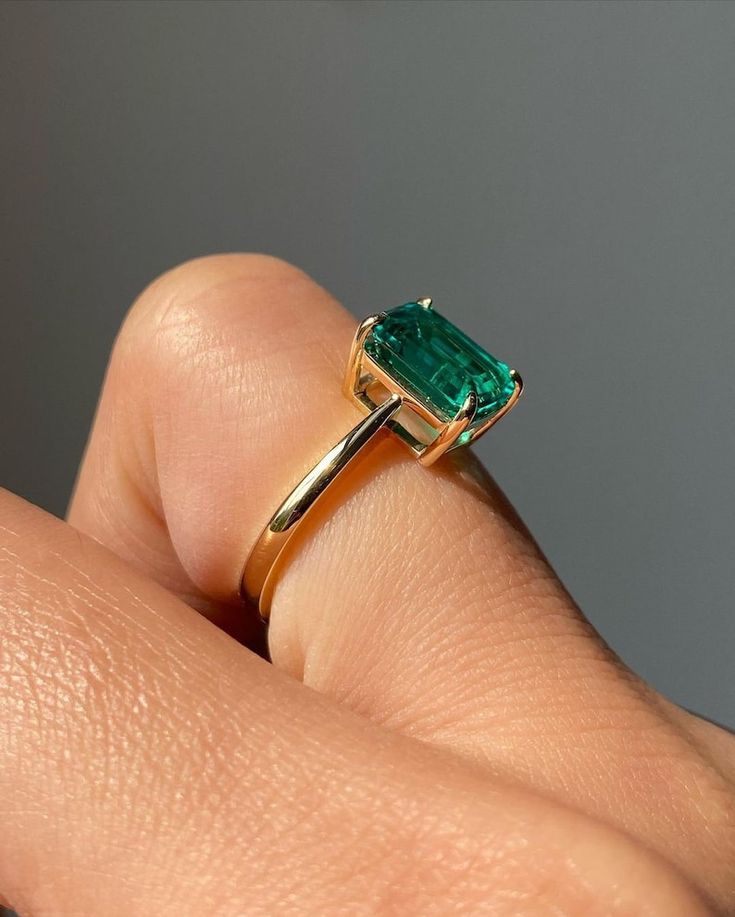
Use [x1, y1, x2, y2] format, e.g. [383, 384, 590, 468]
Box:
[118, 251, 311, 355]
[105, 252, 325, 416]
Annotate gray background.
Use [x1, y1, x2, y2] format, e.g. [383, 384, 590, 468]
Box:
[0, 0, 733, 728]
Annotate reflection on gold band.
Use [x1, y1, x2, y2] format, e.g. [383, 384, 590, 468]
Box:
[240, 394, 402, 620]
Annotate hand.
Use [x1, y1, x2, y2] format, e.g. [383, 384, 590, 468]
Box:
[1, 255, 733, 915]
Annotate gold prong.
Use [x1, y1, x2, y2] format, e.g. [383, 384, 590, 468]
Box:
[418, 390, 477, 467]
[416, 297, 433, 309]
[344, 312, 385, 398]
[510, 368, 523, 396]
[467, 371, 523, 443]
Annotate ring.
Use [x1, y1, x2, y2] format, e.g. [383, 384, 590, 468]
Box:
[240, 298, 523, 620]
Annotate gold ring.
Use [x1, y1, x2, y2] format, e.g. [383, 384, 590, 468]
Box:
[240, 298, 523, 620]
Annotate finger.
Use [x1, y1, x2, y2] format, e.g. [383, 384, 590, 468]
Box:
[68, 254, 735, 902]
[0, 489, 704, 916]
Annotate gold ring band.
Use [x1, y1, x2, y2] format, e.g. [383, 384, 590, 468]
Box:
[240, 299, 522, 621]
[240, 394, 402, 620]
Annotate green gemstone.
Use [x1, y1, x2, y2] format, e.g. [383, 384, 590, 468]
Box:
[364, 302, 515, 444]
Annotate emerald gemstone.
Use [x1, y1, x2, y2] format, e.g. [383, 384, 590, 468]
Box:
[364, 302, 515, 444]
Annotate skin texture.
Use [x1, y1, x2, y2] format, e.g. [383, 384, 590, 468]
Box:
[0, 253, 732, 914]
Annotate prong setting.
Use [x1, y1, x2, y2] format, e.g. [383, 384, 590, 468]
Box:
[466, 370, 523, 444]
[456, 390, 478, 425]
[344, 312, 386, 398]
[418, 390, 478, 467]
[346, 303, 522, 462]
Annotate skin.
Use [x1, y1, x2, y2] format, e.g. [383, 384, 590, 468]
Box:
[0, 253, 733, 915]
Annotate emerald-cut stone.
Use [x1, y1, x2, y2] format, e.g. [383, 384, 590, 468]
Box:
[364, 301, 515, 443]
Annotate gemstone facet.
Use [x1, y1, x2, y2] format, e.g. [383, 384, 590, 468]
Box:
[364, 302, 515, 444]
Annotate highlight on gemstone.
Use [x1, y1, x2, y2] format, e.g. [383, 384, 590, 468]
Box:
[363, 301, 516, 443]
